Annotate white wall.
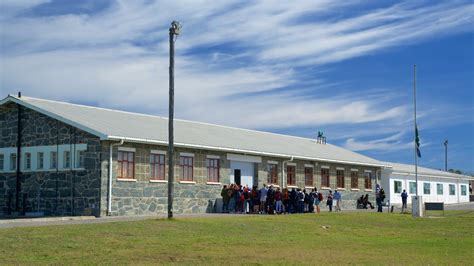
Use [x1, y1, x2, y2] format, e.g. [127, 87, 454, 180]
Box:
[382, 169, 470, 205]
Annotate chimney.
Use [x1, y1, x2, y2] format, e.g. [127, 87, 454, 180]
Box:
[18, 91, 21, 98]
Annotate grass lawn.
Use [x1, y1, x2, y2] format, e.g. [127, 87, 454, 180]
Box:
[0, 211, 473, 265]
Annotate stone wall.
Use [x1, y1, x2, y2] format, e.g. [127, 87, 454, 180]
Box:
[103, 141, 380, 216]
[0, 102, 102, 216]
[102, 143, 229, 216]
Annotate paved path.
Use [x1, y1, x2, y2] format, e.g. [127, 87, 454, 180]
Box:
[1, 202, 472, 229]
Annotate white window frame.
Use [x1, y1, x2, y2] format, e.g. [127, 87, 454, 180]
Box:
[63, 151, 71, 169]
[50, 151, 57, 169]
[0, 153, 4, 171]
[37, 152, 44, 170]
[24, 152, 32, 170]
[10, 153, 17, 171]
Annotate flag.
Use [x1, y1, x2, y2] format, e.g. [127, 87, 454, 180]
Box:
[415, 125, 421, 158]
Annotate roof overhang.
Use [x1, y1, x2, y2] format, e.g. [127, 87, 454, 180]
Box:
[0, 95, 107, 139]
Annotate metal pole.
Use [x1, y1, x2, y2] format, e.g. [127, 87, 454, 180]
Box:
[444, 140, 448, 171]
[414, 64, 418, 198]
[167, 27, 175, 219]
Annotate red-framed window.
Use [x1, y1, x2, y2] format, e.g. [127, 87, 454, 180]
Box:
[304, 167, 313, 186]
[118, 151, 134, 179]
[268, 163, 278, 184]
[351, 171, 358, 189]
[336, 169, 344, 188]
[364, 172, 372, 189]
[287, 165, 296, 186]
[180, 156, 193, 181]
[150, 154, 165, 180]
[206, 158, 219, 182]
[321, 168, 330, 187]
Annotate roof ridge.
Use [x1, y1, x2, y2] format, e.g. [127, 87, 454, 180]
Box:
[16, 95, 333, 145]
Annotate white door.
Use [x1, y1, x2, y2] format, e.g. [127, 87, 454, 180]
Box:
[230, 161, 254, 188]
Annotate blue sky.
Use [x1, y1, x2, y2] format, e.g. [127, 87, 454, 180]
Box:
[1, 0, 473, 173]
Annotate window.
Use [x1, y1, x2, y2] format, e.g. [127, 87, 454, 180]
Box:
[287, 165, 296, 186]
[10, 153, 17, 171]
[394, 181, 402, 193]
[364, 172, 372, 189]
[50, 151, 57, 169]
[118, 151, 134, 179]
[437, 183, 443, 195]
[150, 154, 166, 180]
[267, 163, 278, 184]
[37, 152, 44, 169]
[409, 182, 416, 194]
[336, 169, 344, 188]
[63, 151, 71, 168]
[24, 153, 31, 170]
[423, 183, 430, 195]
[0, 154, 4, 171]
[461, 185, 467, 196]
[76, 151, 85, 168]
[206, 158, 220, 182]
[321, 168, 330, 187]
[351, 171, 358, 188]
[304, 167, 313, 186]
[449, 184, 455, 195]
[180, 156, 193, 181]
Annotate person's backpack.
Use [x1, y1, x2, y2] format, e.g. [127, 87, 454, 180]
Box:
[298, 192, 304, 200]
[318, 192, 323, 201]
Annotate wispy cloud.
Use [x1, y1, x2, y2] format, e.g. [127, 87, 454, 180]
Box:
[1, 0, 473, 156]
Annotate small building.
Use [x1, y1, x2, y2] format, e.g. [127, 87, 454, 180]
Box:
[382, 162, 472, 206]
[0, 95, 386, 217]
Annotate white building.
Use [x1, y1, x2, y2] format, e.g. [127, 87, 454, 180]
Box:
[382, 162, 472, 205]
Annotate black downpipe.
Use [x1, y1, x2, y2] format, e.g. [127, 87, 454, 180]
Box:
[55, 120, 59, 215]
[15, 104, 22, 212]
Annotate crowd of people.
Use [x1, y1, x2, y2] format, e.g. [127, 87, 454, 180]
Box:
[220, 184, 347, 214]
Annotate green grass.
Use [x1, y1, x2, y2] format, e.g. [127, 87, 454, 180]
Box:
[1, 212, 473, 265]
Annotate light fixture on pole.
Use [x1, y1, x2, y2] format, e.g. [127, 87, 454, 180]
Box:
[444, 140, 448, 172]
[168, 20, 182, 219]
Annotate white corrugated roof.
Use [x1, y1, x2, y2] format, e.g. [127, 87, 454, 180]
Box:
[384, 161, 473, 180]
[1, 95, 387, 167]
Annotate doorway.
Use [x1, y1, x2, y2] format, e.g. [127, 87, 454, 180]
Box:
[234, 169, 241, 186]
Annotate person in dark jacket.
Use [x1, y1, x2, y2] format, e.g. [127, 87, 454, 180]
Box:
[289, 188, 297, 214]
[221, 185, 229, 213]
[401, 189, 408, 213]
[326, 190, 334, 212]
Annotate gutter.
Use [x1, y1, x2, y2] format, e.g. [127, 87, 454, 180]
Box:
[281, 157, 294, 188]
[107, 138, 124, 215]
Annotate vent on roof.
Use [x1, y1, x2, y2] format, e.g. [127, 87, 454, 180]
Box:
[18, 91, 22, 98]
[317, 131, 326, 145]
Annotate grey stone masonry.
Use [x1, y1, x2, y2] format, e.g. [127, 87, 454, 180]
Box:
[0, 102, 102, 216]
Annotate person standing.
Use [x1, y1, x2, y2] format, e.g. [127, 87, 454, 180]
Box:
[221, 185, 229, 213]
[297, 189, 305, 213]
[267, 185, 275, 214]
[259, 184, 268, 214]
[315, 188, 322, 213]
[327, 190, 333, 212]
[376, 184, 382, 213]
[290, 188, 297, 214]
[334, 190, 342, 211]
[282, 188, 289, 214]
[275, 187, 283, 214]
[401, 189, 408, 213]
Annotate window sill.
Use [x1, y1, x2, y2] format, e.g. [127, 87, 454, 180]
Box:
[269, 184, 280, 188]
[350, 188, 360, 191]
[287, 185, 298, 188]
[117, 178, 137, 182]
[365, 189, 373, 192]
[305, 186, 315, 189]
[206, 182, 221, 185]
[150, 179, 168, 183]
[321, 187, 331, 190]
[179, 180, 196, 184]
[336, 188, 346, 191]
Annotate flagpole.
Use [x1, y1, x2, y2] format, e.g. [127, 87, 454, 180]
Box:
[414, 64, 418, 198]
